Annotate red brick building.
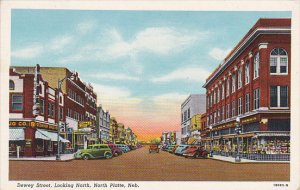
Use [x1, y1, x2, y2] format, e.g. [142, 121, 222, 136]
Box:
[202, 18, 291, 155]
[9, 66, 69, 157]
[10, 65, 98, 157]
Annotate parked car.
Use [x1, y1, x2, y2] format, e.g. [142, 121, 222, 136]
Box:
[170, 145, 179, 154]
[183, 145, 208, 158]
[166, 145, 176, 152]
[175, 145, 191, 156]
[74, 144, 113, 160]
[128, 145, 137, 150]
[161, 144, 169, 151]
[149, 144, 159, 153]
[108, 144, 123, 157]
[116, 144, 130, 153]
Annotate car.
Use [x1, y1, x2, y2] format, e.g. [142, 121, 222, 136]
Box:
[115, 144, 130, 153]
[149, 144, 159, 153]
[183, 145, 208, 158]
[174, 145, 191, 156]
[108, 144, 123, 157]
[170, 145, 179, 154]
[128, 145, 137, 150]
[166, 145, 176, 152]
[74, 144, 113, 160]
[161, 144, 169, 151]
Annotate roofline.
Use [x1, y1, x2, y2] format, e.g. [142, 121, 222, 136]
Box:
[203, 27, 291, 88]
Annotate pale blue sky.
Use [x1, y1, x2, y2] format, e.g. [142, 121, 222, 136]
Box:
[11, 10, 291, 133]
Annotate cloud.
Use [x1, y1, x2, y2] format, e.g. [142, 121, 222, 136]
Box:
[58, 27, 209, 64]
[49, 35, 73, 51]
[151, 67, 210, 83]
[209, 47, 231, 61]
[76, 20, 96, 34]
[11, 44, 44, 59]
[89, 72, 139, 81]
[103, 27, 207, 58]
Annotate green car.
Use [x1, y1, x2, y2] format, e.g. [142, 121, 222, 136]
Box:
[74, 144, 113, 160]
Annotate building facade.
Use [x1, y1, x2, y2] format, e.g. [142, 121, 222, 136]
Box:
[9, 65, 69, 157]
[13, 66, 97, 151]
[97, 105, 110, 143]
[181, 94, 206, 144]
[202, 18, 291, 155]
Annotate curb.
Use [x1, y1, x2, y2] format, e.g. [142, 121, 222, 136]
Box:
[209, 157, 290, 164]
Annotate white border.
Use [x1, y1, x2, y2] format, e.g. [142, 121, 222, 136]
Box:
[1, 1, 299, 190]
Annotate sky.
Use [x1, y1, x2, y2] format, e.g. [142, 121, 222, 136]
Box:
[11, 10, 291, 141]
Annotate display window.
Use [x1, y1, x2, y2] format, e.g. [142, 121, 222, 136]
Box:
[35, 139, 44, 152]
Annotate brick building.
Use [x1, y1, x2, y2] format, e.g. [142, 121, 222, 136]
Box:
[9, 65, 69, 157]
[13, 66, 97, 151]
[202, 18, 291, 155]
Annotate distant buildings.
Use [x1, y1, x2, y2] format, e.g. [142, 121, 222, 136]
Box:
[97, 105, 110, 143]
[161, 131, 181, 145]
[180, 94, 206, 144]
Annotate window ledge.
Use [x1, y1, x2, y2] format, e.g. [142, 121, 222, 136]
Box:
[270, 73, 288, 76]
[270, 107, 289, 109]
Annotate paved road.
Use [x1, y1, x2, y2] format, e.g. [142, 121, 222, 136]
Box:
[9, 146, 289, 181]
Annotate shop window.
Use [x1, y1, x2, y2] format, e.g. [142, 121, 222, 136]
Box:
[270, 48, 288, 74]
[35, 139, 44, 152]
[48, 141, 53, 151]
[9, 80, 15, 90]
[11, 95, 23, 111]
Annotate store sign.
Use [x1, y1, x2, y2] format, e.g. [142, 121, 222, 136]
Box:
[25, 139, 32, 148]
[78, 121, 93, 128]
[9, 121, 57, 130]
[241, 116, 257, 125]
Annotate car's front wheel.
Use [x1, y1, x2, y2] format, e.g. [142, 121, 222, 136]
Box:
[82, 155, 90, 160]
[105, 153, 112, 159]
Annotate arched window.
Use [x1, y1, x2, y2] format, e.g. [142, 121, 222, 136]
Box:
[9, 80, 15, 90]
[270, 48, 288, 74]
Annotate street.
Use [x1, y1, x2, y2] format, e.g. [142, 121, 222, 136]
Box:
[9, 146, 289, 181]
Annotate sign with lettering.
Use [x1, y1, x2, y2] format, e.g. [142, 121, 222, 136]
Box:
[241, 116, 257, 125]
[78, 121, 93, 129]
[9, 121, 57, 130]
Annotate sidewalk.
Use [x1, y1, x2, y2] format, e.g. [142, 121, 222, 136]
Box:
[210, 155, 290, 164]
[9, 153, 74, 161]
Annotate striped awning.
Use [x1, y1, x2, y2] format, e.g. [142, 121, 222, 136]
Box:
[36, 129, 69, 142]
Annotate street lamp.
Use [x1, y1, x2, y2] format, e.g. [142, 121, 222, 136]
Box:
[235, 116, 241, 162]
[209, 125, 213, 158]
[56, 73, 75, 161]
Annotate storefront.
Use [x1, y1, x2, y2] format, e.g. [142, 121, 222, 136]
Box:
[9, 120, 69, 157]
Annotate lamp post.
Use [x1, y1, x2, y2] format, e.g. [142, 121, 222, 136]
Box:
[235, 116, 241, 162]
[209, 125, 213, 158]
[56, 73, 75, 161]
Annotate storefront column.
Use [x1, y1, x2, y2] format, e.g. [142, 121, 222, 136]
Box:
[23, 127, 36, 157]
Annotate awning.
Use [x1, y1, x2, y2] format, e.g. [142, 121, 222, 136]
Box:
[254, 132, 290, 137]
[188, 137, 199, 144]
[36, 129, 70, 142]
[9, 128, 25, 141]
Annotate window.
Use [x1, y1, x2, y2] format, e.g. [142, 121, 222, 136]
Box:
[11, 95, 23, 111]
[222, 106, 225, 121]
[270, 48, 288, 74]
[181, 113, 183, 122]
[253, 89, 260, 110]
[254, 53, 260, 79]
[231, 100, 236, 117]
[245, 93, 250, 113]
[221, 83, 225, 100]
[217, 109, 220, 122]
[9, 80, 15, 90]
[217, 87, 220, 102]
[245, 61, 250, 84]
[238, 67, 242, 89]
[214, 90, 217, 104]
[60, 107, 63, 120]
[226, 104, 230, 119]
[270, 86, 288, 108]
[214, 112, 217, 124]
[226, 78, 230, 96]
[187, 108, 190, 119]
[40, 99, 44, 114]
[238, 97, 243, 115]
[231, 74, 236, 93]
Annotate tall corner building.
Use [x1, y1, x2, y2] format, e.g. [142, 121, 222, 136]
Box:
[202, 18, 291, 155]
